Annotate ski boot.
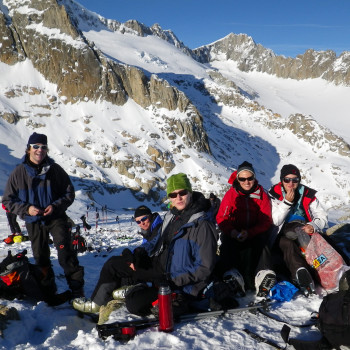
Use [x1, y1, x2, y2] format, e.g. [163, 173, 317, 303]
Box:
[295, 267, 316, 297]
[223, 268, 246, 297]
[255, 269, 276, 298]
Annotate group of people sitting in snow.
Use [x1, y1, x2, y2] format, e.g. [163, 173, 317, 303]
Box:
[73, 162, 344, 324]
[1, 132, 348, 323]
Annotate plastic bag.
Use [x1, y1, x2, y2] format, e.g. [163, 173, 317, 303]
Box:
[270, 281, 299, 302]
[304, 232, 349, 292]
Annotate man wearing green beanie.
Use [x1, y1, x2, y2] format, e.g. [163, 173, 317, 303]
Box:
[122, 173, 231, 316]
[166, 173, 192, 196]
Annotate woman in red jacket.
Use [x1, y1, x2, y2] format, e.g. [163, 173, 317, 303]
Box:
[216, 161, 275, 297]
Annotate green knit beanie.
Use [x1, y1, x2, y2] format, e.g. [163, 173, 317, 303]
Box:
[166, 173, 192, 196]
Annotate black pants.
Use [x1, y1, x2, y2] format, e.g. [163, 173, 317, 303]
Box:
[6, 212, 21, 234]
[217, 230, 274, 289]
[278, 236, 313, 281]
[91, 255, 164, 306]
[91, 256, 135, 306]
[26, 217, 84, 296]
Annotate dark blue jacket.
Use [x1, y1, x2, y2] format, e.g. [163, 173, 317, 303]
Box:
[3, 156, 75, 223]
[142, 192, 218, 296]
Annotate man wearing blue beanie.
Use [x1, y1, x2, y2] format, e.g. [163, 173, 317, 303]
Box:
[3, 132, 84, 305]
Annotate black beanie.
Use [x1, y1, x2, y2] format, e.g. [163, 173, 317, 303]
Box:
[280, 164, 301, 180]
[237, 161, 255, 176]
[28, 132, 47, 145]
[134, 205, 152, 218]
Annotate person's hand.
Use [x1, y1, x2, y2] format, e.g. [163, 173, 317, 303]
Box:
[43, 205, 53, 216]
[129, 263, 136, 271]
[28, 206, 43, 216]
[285, 187, 295, 202]
[302, 224, 314, 234]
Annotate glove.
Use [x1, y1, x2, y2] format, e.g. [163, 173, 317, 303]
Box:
[121, 248, 133, 263]
[133, 247, 152, 270]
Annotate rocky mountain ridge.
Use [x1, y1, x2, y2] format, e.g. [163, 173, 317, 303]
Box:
[0, 0, 349, 212]
[193, 33, 350, 86]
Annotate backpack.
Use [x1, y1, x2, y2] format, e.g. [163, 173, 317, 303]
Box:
[318, 289, 350, 348]
[71, 226, 87, 253]
[0, 250, 45, 301]
[281, 288, 350, 349]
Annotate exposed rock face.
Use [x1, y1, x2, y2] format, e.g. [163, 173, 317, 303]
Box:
[0, 0, 211, 196]
[193, 33, 350, 86]
[263, 113, 350, 158]
[0, 304, 20, 337]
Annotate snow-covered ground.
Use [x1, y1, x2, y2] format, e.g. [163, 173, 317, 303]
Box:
[0, 192, 349, 350]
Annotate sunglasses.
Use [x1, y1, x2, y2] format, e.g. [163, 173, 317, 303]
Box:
[168, 189, 189, 198]
[237, 176, 255, 182]
[283, 177, 300, 184]
[30, 144, 48, 150]
[135, 215, 149, 224]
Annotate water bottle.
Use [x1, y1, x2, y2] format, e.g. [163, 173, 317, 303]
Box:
[295, 227, 310, 254]
[158, 284, 174, 332]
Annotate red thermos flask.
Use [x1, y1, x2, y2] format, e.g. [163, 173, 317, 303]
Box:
[158, 284, 174, 332]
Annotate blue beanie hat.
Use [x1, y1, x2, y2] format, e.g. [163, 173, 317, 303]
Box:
[28, 132, 47, 146]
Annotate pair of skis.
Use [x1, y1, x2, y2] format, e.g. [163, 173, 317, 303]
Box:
[96, 300, 272, 341]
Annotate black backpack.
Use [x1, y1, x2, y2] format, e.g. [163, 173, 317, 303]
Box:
[281, 280, 350, 350]
[0, 250, 46, 301]
[318, 289, 350, 348]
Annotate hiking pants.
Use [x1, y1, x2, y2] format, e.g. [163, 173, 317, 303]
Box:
[217, 230, 274, 289]
[278, 236, 311, 280]
[6, 212, 21, 234]
[91, 255, 135, 306]
[26, 217, 84, 295]
[91, 255, 165, 307]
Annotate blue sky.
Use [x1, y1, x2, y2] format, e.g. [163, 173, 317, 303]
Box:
[77, 0, 350, 58]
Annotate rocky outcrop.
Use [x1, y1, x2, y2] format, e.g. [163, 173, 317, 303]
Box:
[263, 113, 350, 158]
[0, 304, 20, 337]
[193, 33, 350, 86]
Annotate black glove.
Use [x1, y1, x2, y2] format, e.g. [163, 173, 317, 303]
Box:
[133, 247, 152, 270]
[121, 248, 134, 263]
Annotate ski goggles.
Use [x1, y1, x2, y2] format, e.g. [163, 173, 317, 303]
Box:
[168, 189, 189, 198]
[30, 144, 48, 150]
[283, 177, 300, 184]
[135, 216, 149, 224]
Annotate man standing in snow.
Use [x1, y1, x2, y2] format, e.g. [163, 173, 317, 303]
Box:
[2, 132, 84, 304]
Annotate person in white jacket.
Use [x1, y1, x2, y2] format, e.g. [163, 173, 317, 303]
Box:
[268, 164, 328, 295]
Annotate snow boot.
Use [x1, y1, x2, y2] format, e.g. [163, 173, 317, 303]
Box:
[255, 269, 276, 298]
[3, 234, 15, 244]
[295, 267, 316, 297]
[112, 285, 135, 300]
[98, 299, 125, 325]
[222, 268, 246, 297]
[72, 297, 100, 314]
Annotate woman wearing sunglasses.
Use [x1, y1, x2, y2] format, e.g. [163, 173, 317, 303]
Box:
[216, 161, 275, 297]
[269, 164, 328, 296]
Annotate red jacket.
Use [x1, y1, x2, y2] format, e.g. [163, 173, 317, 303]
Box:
[216, 171, 272, 239]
